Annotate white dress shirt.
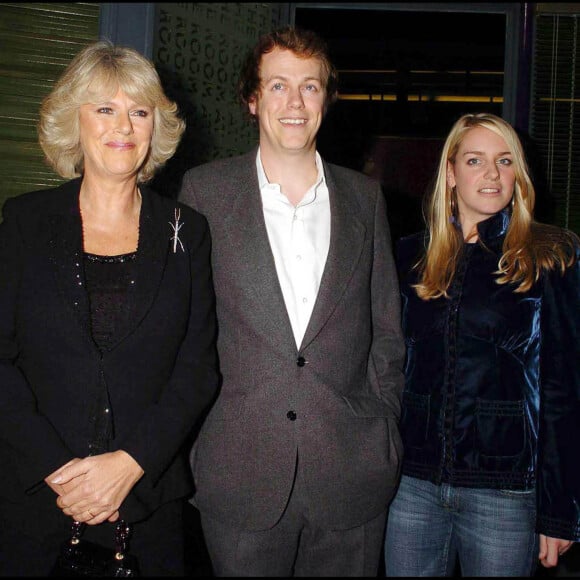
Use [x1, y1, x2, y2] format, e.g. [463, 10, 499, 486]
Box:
[257, 149, 331, 349]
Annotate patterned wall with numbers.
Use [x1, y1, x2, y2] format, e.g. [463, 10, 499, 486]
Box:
[151, 2, 289, 198]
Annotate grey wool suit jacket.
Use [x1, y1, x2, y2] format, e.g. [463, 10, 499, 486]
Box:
[179, 149, 405, 531]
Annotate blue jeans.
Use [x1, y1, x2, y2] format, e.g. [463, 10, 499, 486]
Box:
[384, 475, 538, 577]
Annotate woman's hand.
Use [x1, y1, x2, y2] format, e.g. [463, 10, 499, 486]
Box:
[45, 458, 82, 496]
[539, 534, 573, 568]
[49, 450, 144, 525]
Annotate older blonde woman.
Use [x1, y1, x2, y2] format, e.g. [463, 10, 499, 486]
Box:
[384, 113, 579, 577]
[0, 41, 219, 575]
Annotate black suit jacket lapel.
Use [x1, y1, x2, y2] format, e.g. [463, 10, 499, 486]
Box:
[109, 186, 169, 349]
[47, 179, 94, 346]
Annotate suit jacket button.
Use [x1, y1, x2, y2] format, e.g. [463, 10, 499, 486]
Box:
[287, 410, 297, 421]
[297, 356, 306, 367]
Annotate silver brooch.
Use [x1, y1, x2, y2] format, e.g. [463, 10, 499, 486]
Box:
[169, 207, 184, 253]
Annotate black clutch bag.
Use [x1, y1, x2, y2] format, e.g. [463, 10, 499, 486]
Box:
[50, 519, 140, 577]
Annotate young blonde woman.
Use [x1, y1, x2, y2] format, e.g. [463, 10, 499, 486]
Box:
[384, 113, 579, 577]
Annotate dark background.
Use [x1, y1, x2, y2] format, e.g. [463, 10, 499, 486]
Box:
[295, 7, 509, 243]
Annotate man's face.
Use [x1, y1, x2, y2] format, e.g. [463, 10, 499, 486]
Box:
[249, 47, 326, 157]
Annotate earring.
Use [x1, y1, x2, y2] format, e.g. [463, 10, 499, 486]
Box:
[449, 186, 459, 225]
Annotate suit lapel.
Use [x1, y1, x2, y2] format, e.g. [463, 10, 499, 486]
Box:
[47, 179, 94, 346]
[111, 186, 169, 349]
[216, 154, 366, 354]
[300, 163, 366, 351]
[220, 156, 297, 352]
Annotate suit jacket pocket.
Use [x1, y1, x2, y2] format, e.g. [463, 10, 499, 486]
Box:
[342, 394, 391, 418]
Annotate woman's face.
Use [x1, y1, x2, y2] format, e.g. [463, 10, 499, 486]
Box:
[447, 126, 516, 240]
[79, 88, 153, 182]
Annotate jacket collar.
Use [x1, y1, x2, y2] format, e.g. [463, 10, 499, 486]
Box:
[476, 208, 511, 246]
[300, 159, 365, 351]
[47, 178, 169, 352]
[217, 151, 366, 354]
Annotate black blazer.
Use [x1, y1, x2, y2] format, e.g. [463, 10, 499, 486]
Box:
[0, 178, 219, 530]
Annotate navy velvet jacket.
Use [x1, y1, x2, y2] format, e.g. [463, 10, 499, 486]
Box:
[397, 210, 580, 541]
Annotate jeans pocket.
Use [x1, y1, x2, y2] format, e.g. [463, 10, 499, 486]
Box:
[497, 487, 537, 513]
[498, 488, 535, 497]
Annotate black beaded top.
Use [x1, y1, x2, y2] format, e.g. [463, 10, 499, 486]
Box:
[83, 251, 137, 454]
[83, 251, 137, 351]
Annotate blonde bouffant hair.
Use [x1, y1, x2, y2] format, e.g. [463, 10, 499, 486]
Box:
[414, 113, 579, 300]
[38, 40, 185, 183]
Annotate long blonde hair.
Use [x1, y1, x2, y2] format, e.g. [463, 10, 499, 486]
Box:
[38, 40, 185, 183]
[414, 113, 579, 300]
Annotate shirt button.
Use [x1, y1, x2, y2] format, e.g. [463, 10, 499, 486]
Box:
[297, 356, 306, 367]
[287, 410, 297, 421]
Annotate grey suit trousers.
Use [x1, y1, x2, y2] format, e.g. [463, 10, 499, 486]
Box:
[199, 455, 387, 577]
